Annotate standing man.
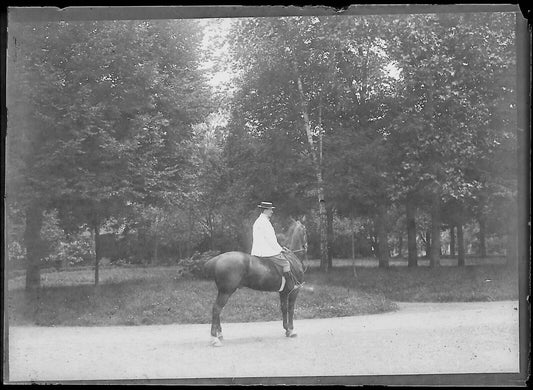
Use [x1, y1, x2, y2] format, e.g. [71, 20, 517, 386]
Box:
[250, 202, 302, 290]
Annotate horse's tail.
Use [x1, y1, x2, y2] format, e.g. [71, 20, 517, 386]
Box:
[203, 255, 220, 279]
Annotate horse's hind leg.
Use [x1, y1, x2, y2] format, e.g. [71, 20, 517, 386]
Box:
[210, 290, 232, 346]
[279, 292, 289, 334]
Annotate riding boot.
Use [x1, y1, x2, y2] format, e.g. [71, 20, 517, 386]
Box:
[284, 271, 303, 290]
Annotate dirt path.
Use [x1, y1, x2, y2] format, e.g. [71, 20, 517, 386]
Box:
[7, 301, 520, 383]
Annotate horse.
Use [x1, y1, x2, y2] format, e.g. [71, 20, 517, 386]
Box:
[203, 219, 307, 347]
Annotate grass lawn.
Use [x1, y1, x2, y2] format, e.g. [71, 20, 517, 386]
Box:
[306, 263, 518, 302]
[6, 259, 518, 327]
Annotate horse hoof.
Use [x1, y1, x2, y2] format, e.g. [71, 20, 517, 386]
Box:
[211, 337, 223, 347]
[285, 330, 297, 338]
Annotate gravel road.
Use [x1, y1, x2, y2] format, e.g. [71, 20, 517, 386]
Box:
[7, 301, 520, 384]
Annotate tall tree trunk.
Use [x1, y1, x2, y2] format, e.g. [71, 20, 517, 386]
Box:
[93, 222, 101, 286]
[430, 191, 442, 267]
[406, 200, 418, 267]
[457, 223, 465, 267]
[24, 201, 44, 299]
[317, 186, 328, 272]
[293, 60, 329, 272]
[371, 233, 378, 258]
[478, 217, 487, 258]
[152, 216, 160, 266]
[397, 234, 403, 258]
[137, 224, 146, 264]
[375, 204, 389, 268]
[450, 225, 456, 257]
[351, 228, 357, 277]
[351, 229, 356, 261]
[424, 71, 442, 267]
[187, 206, 194, 258]
[425, 230, 431, 258]
[326, 206, 334, 269]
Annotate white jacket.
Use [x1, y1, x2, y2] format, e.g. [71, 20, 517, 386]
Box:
[250, 213, 283, 257]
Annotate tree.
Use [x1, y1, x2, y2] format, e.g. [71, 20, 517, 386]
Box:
[226, 17, 331, 267]
[387, 12, 516, 267]
[405, 198, 418, 266]
[319, 15, 409, 268]
[441, 198, 473, 266]
[227, 15, 406, 269]
[7, 21, 68, 295]
[6, 19, 210, 288]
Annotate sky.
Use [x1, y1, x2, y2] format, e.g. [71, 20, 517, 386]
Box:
[199, 18, 236, 89]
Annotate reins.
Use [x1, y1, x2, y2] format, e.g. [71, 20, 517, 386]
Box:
[289, 248, 308, 274]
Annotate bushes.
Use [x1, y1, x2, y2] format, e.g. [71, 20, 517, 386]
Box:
[177, 250, 220, 278]
[7, 210, 94, 270]
[7, 241, 26, 268]
[44, 235, 95, 268]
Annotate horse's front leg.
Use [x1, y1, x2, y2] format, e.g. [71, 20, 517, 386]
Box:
[279, 292, 289, 333]
[211, 290, 232, 346]
[286, 289, 300, 337]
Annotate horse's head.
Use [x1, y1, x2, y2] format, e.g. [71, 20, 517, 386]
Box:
[286, 219, 308, 258]
[284, 219, 308, 276]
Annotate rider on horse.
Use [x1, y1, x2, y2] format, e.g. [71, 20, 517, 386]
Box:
[250, 201, 304, 291]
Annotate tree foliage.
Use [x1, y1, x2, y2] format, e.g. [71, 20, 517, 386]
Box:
[7, 19, 211, 288]
[6, 11, 519, 282]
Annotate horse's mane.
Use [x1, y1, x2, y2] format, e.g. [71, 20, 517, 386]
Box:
[285, 220, 297, 244]
[287, 219, 305, 250]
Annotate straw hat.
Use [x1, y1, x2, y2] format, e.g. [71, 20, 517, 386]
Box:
[257, 201, 275, 209]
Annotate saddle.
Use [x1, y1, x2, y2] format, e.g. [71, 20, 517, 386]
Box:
[253, 251, 300, 276]
[252, 253, 301, 292]
[252, 255, 283, 276]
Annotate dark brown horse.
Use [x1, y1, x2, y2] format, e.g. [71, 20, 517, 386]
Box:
[204, 219, 307, 347]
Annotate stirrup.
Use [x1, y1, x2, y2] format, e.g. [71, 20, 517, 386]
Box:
[289, 281, 304, 294]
